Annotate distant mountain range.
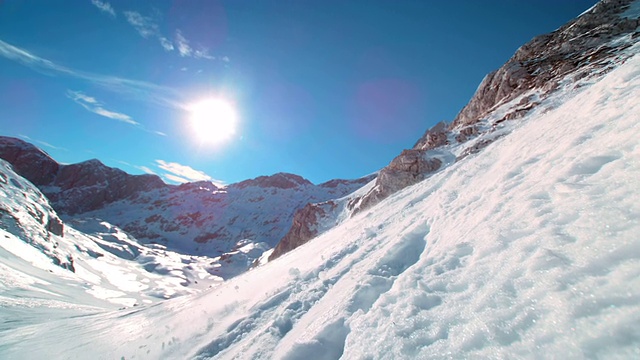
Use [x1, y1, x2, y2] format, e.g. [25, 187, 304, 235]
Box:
[0, 135, 374, 276]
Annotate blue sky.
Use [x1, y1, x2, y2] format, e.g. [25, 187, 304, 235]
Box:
[0, 0, 598, 185]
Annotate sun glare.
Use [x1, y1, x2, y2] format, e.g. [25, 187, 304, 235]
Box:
[188, 98, 238, 144]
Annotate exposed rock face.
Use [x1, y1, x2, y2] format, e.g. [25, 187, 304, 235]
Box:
[454, 125, 479, 143]
[451, 0, 640, 129]
[269, 201, 336, 260]
[413, 121, 449, 150]
[456, 136, 505, 161]
[319, 174, 376, 189]
[265, 174, 378, 259]
[46, 215, 64, 236]
[0, 137, 59, 185]
[49, 159, 166, 214]
[352, 149, 442, 213]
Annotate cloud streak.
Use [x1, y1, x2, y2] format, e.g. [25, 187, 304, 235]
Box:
[66, 90, 138, 125]
[86, 5, 227, 62]
[175, 30, 216, 59]
[124, 11, 159, 38]
[155, 159, 225, 186]
[124, 11, 176, 52]
[175, 30, 192, 57]
[18, 135, 68, 151]
[118, 14, 218, 61]
[91, 0, 116, 18]
[0, 39, 183, 108]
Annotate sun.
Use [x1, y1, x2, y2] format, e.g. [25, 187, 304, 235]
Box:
[188, 98, 238, 144]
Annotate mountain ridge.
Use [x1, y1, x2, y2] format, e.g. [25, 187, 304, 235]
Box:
[0, 136, 375, 273]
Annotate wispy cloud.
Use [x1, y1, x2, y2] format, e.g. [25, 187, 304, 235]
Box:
[155, 159, 225, 186]
[124, 11, 178, 53]
[18, 135, 68, 151]
[118, 161, 158, 175]
[164, 173, 191, 184]
[175, 30, 216, 60]
[66, 90, 139, 125]
[175, 30, 192, 57]
[124, 11, 159, 38]
[159, 37, 174, 51]
[156, 160, 212, 182]
[37, 140, 68, 151]
[138, 165, 156, 175]
[0, 39, 183, 108]
[91, 0, 116, 18]
[94, 7, 224, 61]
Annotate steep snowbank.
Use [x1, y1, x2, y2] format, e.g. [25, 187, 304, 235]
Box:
[1, 37, 638, 360]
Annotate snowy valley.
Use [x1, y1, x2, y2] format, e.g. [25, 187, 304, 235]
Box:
[1, 0, 640, 358]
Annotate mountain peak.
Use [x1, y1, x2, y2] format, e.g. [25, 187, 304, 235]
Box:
[231, 172, 313, 189]
[0, 136, 59, 186]
[77, 158, 106, 167]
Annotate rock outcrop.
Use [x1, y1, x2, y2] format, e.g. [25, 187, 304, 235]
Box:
[0, 137, 59, 185]
[46, 215, 64, 236]
[319, 174, 375, 189]
[268, 173, 377, 260]
[269, 201, 337, 260]
[351, 149, 442, 213]
[451, 0, 640, 129]
[413, 121, 449, 151]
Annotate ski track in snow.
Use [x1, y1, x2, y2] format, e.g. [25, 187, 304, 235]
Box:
[2, 43, 640, 360]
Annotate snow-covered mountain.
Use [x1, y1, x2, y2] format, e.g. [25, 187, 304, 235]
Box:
[0, 157, 226, 314]
[1, 0, 639, 358]
[0, 136, 373, 275]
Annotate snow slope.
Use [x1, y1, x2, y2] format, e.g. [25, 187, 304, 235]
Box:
[1, 36, 639, 360]
[0, 158, 225, 323]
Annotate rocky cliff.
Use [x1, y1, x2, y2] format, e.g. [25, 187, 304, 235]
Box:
[449, 0, 640, 130]
[269, 174, 376, 261]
